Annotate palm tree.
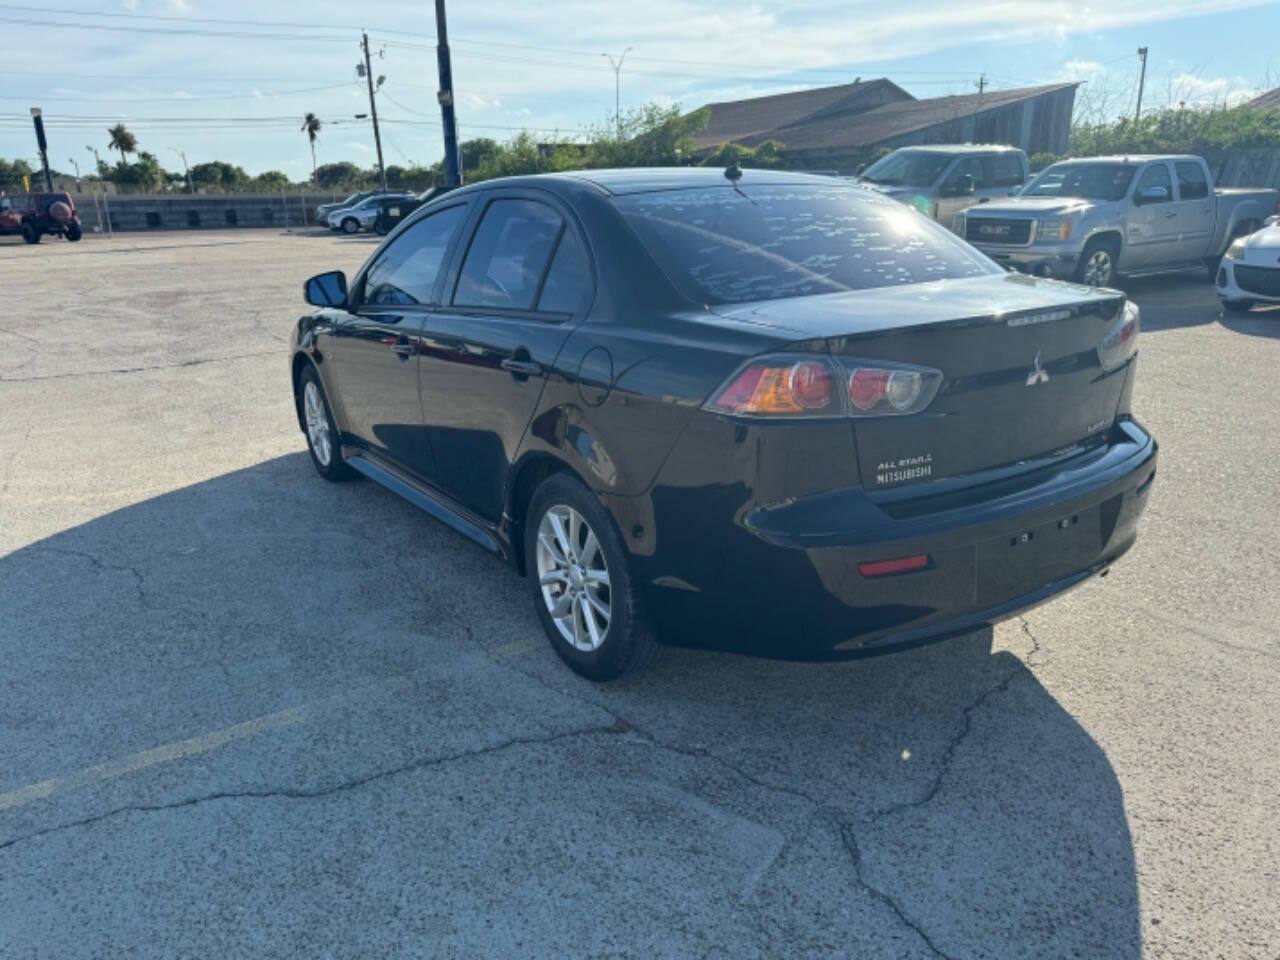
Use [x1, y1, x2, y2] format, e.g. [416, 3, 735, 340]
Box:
[107, 123, 137, 165]
[301, 112, 321, 182]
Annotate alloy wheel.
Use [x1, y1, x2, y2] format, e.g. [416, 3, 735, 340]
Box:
[1083, 250, 1113, 285]
[535, 504, 611, 651]
[303, 380, 332, 467]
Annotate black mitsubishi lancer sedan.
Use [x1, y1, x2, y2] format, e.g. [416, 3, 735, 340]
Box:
[291, 167, 1156, 680]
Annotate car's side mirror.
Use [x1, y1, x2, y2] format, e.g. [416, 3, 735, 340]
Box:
[1135, 186, 1169, 205]
[305, 270, 348, 307]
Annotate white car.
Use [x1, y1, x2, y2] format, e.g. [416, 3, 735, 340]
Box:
[327, 194, 412, 234]
[1216, 220, 1280, 312]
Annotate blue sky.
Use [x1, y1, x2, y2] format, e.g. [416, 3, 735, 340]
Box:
[1, 0, 1277, 177]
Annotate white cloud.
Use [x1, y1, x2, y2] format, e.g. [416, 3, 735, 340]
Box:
[345, 141, 373, 152]
[1063, 60, 1109, 80]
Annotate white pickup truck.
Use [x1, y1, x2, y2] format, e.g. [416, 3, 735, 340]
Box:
[956, 154, 1279, 285]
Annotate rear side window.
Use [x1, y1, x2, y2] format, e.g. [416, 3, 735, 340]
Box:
[614, 185, 998, 306]
[1175, 161, 1209, 200]
[536, 230, 588, 313]
[362, 204, 466, 306]
[454, 199, 563, 310]
[985, 154, 1025, 187]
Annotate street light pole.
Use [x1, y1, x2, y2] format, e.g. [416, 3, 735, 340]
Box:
[434, 0, 462, 187]
[1134, 47, 1149, 123]
[68, 156, 81, 189]
[602, 47, 633, 139]
[30, 107, 53, 191]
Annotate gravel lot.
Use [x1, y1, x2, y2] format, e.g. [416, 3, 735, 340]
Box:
[1, 229, 1277, 959]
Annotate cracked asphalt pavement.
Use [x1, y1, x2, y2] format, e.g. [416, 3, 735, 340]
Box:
[2, 230, 1278, 958]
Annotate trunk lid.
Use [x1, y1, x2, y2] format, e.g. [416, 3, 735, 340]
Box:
[712, 273, 1129, 488]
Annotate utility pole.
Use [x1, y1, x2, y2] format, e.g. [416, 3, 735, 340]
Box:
[602, 47, 634, 139]
[434, 0, 461, 187]
[30, 108, 53, 191]
[1134, 47, 1149, 123]
[976, 74, 986, 95]
[360, 32, 388, 190]
[169, 147, 191, 193]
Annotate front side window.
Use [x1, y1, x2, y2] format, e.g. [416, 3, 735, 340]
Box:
[362, 204, 466, 307]
[1136, 163, 1173, 203]
[942, 157, 984, 192]
[453, 199, 563, 310]
[1175, 161, 1209, 201]
[615, 185, 998, 306]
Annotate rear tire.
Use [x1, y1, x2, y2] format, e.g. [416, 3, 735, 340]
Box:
[1074, 237, 1118, 286]
[1222, 299, 1254, 314]
[299, 365, 357, 482]
[340, 217, 359, 234]
[65, 222, 82, 242]
[524, 473, 659, 681]
[21, 222, 40, 244]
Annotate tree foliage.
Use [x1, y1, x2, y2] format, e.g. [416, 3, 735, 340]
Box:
[699, 138, 787, 170]
[313, 161, 363, 189]
[1070, 106, 1280, 167]
[107, 123, 138, 164]
[0, 156, 34, 188]
[189, 160, 249, 192]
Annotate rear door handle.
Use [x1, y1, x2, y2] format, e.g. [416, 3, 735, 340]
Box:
[393, 339, 414, 360]
[501, 358, 541, 376]
[1164, 212, 1178, 218]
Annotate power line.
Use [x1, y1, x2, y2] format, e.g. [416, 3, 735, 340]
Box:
[0, 82, 359, 104]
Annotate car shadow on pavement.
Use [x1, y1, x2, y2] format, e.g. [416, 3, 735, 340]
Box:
[1219, 303, 1280, 338]
[0, 452, 1140, 958]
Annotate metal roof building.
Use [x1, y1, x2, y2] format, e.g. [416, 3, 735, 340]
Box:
[691, 80, 1080, 169]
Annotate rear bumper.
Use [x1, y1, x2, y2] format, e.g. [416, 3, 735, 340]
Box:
[641, 418, 1156, 656]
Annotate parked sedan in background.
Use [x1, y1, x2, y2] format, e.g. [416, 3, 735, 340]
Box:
[1216, 218, 1280, 311]
[314, 190, 403, 225]
[291, 168, 1155, 680]
[326, 192, 415, 233]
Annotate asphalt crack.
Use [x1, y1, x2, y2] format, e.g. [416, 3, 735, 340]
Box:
[0, 350, 278, 383]
[0, 722, 617, 854]
[838, 820, 959, 960]
[32, 546, 148, 608]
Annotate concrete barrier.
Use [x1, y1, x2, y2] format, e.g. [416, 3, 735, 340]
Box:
[67, 192, 347, 233]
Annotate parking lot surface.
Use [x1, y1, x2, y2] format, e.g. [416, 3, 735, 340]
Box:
[1, 230, 1277, 958]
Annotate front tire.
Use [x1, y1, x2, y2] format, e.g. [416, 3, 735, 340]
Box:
[1074, 237, 1118, 286]
[524, 473, 659, 681]
[299, 365, 356, 482]
[1222, 299, 1255, 314]
[21, 222, 40, 244]
[340, 217, 360, 235]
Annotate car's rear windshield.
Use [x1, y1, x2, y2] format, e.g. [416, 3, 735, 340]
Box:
[1020, 163, 1137, 201]
[613, 184, 998, 306]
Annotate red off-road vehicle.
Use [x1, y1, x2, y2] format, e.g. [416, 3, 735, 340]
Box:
[0, 192, 82, 244]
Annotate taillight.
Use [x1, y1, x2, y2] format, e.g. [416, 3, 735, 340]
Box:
[705, 356, 837, 416]
[1098, 300, 1139, 372]
[704, 354, 941, 419]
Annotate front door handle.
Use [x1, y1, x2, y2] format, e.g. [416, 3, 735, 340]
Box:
[501, 358, 541, 376]
[1164, 212, 1178, 219]
[393, 339, 414, 361]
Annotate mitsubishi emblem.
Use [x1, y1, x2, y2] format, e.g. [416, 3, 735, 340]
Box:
[1026, 350, 1049, 386]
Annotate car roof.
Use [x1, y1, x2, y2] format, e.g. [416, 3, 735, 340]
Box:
[885, 143, 1023, 154]
[447, 166, 853, 198]
[1053, 155, 1203, 165]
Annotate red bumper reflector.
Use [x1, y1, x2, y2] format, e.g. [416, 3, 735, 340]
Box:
[858, 554, 930, 578]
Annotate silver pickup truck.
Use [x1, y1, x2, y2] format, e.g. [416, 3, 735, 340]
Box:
[956, 154, 1279, 285]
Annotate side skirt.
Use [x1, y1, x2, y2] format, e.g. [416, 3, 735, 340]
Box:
[344, 451, 509, 560]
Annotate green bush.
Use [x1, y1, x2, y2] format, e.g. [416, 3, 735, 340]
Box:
[1069, 106, 1280, 165]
